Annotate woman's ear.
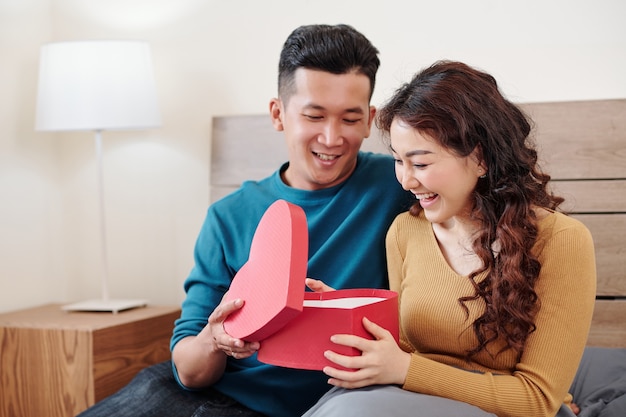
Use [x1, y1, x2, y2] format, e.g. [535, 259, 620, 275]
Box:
[471, 145, 487, 177]
[478, 159, 488, 177]
[269, 98, 284, 132]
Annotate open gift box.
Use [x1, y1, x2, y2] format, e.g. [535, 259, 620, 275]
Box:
[223, 200, 399, 371]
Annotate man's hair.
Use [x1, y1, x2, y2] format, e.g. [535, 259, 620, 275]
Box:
[278, 24, 380, 101]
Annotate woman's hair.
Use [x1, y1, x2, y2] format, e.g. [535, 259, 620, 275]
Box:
[277, 24, 380, 101]
[377, 60, 564, 360]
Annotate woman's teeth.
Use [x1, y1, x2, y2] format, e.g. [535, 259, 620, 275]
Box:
[414, 192, 437, 200]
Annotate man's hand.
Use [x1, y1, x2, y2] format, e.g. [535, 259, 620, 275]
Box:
[305, 277, 335, 292]
[207, 296, 260, 359]
[172, 295, 260, 388]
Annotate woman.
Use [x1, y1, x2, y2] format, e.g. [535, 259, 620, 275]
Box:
[302, 61, 596, 417]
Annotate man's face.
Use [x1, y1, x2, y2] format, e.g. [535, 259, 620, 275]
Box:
[270, 68, 375, 191]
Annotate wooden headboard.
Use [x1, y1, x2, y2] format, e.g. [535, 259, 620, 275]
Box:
[210, 99, 626, 348]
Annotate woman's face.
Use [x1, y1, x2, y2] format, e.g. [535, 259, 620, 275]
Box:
[390, 118, 484, 227]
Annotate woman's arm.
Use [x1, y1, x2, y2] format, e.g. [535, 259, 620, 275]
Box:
[398, 215, 596, 417]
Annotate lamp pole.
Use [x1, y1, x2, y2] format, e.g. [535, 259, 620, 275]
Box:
[94, 129, 110, 303]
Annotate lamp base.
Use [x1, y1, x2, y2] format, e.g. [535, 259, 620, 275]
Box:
[61, 299, 148, 314]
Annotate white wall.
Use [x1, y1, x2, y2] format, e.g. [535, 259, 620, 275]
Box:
[1, 0, 625, 313]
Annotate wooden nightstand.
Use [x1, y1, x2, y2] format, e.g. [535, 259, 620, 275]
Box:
[0, 303, 181, 417]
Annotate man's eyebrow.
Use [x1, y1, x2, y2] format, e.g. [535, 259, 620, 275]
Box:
[344, 107, 365, 114]
[302, 103, 324, 111]
[302, 103, 365, 114]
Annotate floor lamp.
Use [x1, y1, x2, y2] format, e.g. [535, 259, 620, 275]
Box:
[35, 40, 161, 313]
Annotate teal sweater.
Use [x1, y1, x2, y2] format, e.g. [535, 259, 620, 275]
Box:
[171, 152, 411, 417]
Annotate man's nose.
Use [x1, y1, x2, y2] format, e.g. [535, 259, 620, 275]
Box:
[318, 122, 343, 147]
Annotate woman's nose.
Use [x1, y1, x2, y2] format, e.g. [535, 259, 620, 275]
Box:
[399, 169, 418, 191]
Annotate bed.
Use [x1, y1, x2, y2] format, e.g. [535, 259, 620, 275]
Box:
[210, 98, 626, 416]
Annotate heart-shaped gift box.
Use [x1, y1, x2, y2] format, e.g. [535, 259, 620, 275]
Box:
[223, 199, 399, 370]
[223, 199, 308, 341]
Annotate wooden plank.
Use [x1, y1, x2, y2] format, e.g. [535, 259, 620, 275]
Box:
[0, 326, 93, 417]
[571, 214, 626, 296]
[211, 115, 286, 187]
[92, 309, 179, 401]
[211, 99, 626, 184]
[586, 299, 626, 348]
[520, 99, 626, 180]
[550, 180, 626, 213]
[0, 303, 179, 330]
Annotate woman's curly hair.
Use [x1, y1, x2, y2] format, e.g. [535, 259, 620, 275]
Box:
[376, 60, 564, 360]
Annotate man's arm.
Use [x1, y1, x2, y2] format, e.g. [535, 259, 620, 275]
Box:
[172, 297, 260, 388]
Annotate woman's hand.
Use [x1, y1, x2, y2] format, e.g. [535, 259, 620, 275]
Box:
[305, 277, 335, 292]
[321, 317, 411, 389]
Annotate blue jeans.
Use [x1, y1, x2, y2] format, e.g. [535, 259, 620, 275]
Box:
[77, 361, 266, 417]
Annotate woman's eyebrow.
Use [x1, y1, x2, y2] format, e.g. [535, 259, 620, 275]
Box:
[389, 145, 433, 157]
[405, 149, 433, 156]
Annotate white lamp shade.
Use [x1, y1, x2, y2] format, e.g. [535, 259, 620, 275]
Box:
[35, 40, 161, 131]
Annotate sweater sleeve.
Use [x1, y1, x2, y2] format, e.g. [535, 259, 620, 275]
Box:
[386, 217, 415, 354]
[389, 214, 597, 417]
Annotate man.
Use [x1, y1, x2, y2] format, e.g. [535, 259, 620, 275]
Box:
[79, 23, 411, 417]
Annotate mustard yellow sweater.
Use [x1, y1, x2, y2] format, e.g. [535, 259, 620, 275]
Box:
[386, 210, 596, 417]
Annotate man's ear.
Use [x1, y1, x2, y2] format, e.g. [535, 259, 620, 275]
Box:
[269, 98, 284, 132]
[364, 105, 377, 138]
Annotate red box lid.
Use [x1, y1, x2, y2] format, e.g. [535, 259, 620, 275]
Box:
[223, 200, 308, 341]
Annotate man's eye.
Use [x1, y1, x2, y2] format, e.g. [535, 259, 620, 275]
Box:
[343, 118, 360, 124]
[304, 114, 322, 120]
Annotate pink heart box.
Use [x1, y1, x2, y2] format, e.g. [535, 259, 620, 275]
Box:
[223, 200, 308, 341]
[223, 199, 399, 371]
